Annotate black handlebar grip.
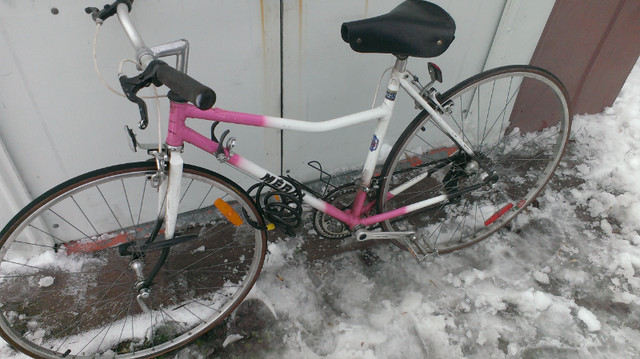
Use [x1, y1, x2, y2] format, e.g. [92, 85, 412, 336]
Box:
[154, 62, 216, 110]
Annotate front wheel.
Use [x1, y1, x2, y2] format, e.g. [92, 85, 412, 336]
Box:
[379, 65, 571, 254]
[0, 162, 267, 358]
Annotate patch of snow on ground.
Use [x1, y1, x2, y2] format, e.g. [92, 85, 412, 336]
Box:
[37, 276, 54, 288]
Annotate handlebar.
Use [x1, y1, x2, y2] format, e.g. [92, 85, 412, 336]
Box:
[87, 0, 216, 128]
[155, 63, 216, 110]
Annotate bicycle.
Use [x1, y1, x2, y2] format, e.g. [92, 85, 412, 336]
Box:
[0, 0, 571, 358]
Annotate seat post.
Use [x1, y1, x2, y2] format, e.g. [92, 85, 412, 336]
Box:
[393, 56, 408, 73]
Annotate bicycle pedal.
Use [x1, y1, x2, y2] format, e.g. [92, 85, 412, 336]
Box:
[401, 234, 438, 262]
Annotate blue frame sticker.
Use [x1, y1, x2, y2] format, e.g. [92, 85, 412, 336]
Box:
[385, 90, 397, 101]
[370, 135, 379, 151]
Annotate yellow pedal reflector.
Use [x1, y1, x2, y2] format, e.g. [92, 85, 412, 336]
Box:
[214, 198, 244, 226]
[266, 223, 276, 231]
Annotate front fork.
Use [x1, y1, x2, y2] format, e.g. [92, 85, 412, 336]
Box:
[164, 148, 184, 241]
[129, 146, 184, 312]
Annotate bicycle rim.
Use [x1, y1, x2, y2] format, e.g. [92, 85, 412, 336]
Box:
[379, 66, 571, 253]
[0, 162, 266, 358]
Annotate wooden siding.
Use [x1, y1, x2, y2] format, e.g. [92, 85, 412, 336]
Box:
[529, 0, 640, 115]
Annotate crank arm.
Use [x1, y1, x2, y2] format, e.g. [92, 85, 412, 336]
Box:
[353, 229, 439, 262]
[353, 229, 415, 242]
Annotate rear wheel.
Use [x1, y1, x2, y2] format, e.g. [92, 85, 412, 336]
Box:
[0, 162, 266, 358]
[379, 66, 571, 254]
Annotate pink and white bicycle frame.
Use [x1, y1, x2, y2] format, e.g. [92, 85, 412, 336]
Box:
[160, 58, 476, 239]
[111, 2, 475, 240]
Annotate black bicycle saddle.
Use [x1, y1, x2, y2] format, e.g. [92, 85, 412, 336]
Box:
[341, 0, 455, 58]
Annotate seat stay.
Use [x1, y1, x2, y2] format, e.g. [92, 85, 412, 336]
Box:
[399, 75, 475, 156]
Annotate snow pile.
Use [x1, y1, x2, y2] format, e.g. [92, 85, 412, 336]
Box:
[570, 62, 640, 235]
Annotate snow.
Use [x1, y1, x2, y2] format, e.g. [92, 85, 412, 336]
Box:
[577, 308, 601, 332]
[222, 334, 244, 348]
[2, 60, 640, 358]
[37, 276, 54, 288]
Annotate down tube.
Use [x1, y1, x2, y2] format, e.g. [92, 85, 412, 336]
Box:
[226, 153, 360, 228]
[226, 152, 453, 229]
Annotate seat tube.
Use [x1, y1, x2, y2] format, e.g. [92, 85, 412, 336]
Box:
[353, 57, 406, 216]
[359, 57, 406, 186]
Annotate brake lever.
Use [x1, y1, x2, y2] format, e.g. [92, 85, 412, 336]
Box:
[119, 60, 166, 129]
[85, 0, 133, 24]
[119, 76, 151, 129]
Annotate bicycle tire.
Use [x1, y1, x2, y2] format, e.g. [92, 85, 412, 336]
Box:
[378, 65, 571, 254]
[0, 162, 267, 358]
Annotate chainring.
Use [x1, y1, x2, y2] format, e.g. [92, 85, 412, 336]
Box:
[312, 184, 376, 239]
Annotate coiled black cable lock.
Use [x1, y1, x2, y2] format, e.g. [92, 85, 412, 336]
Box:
[243, 180, 304, 236]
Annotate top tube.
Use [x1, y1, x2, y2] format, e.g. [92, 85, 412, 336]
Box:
[169, 103, 391, 133]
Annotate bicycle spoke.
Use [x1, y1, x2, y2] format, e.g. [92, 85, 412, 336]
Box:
[121, 179, 136, 230]
[71, 196, 100, 237]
